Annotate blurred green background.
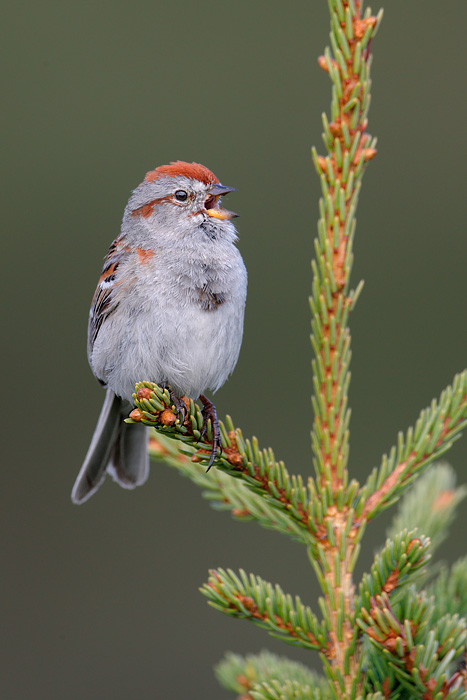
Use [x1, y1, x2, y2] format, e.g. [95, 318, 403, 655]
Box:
[2, 1, 467, 698]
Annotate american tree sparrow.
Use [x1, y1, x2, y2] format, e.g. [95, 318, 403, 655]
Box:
[72, 162, 247, 504]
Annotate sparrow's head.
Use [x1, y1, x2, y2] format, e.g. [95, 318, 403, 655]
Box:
[125, 161, 238, 243]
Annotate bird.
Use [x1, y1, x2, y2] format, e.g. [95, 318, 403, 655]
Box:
[71, 161, 247, 504]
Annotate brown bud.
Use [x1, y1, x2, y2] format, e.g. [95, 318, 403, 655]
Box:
[159, 409, 176, 426]
[241, 596, 256, 611]
[136, 387, 153, 400]
[224, 448, 243, 468]
[354, 17, 377, 40]
[318, 55, 328, 72]
[407, 538, 421, 554]
[318, 55, 338, 73]
[329, 120, 342, 137]
[129, 408, 144, 422]
[317, 156, 327, 171]
[382, 570, 399, 594]
[363, 148, 377, 161]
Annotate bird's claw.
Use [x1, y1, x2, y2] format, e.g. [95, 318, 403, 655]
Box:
[168, 389, 187, 425]
[199, 394, 222, 471]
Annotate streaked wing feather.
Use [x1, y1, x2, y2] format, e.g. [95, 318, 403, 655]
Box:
[87, 237, 126, 360]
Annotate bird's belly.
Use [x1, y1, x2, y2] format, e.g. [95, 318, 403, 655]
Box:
[91, 299, 243, 401]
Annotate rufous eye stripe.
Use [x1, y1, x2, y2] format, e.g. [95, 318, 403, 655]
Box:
[131, 195, 172, 218]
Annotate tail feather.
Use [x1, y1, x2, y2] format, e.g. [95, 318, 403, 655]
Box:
[107, 419, 149, 490]
[71, 389, 149, 504]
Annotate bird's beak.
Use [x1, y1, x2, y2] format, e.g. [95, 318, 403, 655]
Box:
[205, 183, 239, 220]
[206, 207, 239, 220]
[209, 184, 237, 196]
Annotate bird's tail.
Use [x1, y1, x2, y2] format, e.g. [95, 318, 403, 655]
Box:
[71, 389, 149, 504]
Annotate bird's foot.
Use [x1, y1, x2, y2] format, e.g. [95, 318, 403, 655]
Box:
[199, 394, 222, 471]
[171, 393, 188, 425]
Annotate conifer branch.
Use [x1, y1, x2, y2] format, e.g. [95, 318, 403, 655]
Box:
[358, 591, 467, 700]
[201, 568, 329, 653]
[310, 3, 382, 497]
[357, 371, 467, 523]
[356, 531, 431, 616]
[215, 651, 328, 700]
[308, 3, 382, 693]
[129, 382, 321, 544]
[147, 431, 313, 544]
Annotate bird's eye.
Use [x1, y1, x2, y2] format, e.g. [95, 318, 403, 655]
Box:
[174, 190, 188, 202]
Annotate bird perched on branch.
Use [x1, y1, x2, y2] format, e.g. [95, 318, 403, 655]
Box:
[72, 161, 247, 504]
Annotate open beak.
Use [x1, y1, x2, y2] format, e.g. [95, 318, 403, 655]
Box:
[205, 183, 239, 220]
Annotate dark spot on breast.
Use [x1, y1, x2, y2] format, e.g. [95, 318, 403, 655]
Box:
[199, 221, 218, 241]
[197, 287, 226, 311]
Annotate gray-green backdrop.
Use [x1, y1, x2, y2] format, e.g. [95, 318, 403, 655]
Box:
[3, 1, 467, 698]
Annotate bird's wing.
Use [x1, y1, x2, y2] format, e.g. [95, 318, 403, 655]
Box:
[87, 237, 128, 362]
